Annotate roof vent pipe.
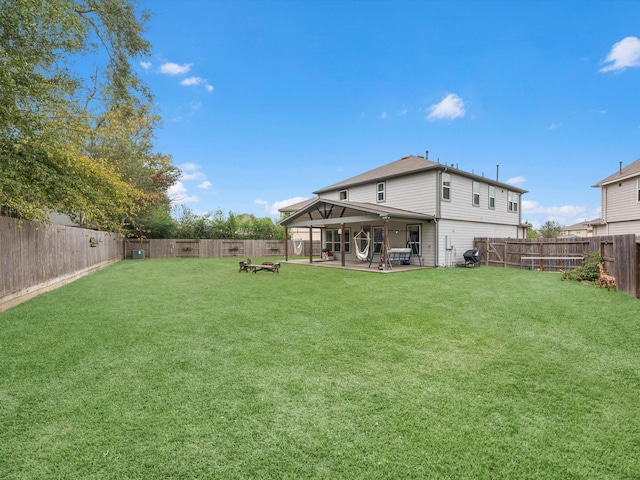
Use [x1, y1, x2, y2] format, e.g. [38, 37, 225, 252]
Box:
[619, 161, 623, 174]
[496, 164, 500, 182]
[425, 150, 429, 160]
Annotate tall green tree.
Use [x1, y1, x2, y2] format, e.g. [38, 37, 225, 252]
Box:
[524, 221, 538, 239]
[0, 0, 176, 233]
[538, 220, 563, 239]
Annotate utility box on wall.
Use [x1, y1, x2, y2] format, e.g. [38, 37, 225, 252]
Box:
[132, 249, 145, 260]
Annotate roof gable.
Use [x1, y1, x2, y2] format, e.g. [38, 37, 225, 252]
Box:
[313, 154, 527, 194]
[313, 155, 438, 194]
[278, 197, 433, 227]
[593, 158, 640, 187]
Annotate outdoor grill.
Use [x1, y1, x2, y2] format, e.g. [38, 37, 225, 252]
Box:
[462, 249, 482, 266]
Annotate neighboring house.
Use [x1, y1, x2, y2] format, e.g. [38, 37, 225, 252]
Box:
[561, 222, 592, 238]
[590, 159, 640, 236]
[279, 154, 528, 267]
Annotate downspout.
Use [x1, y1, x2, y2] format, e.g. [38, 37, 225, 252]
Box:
[518, 192, 523, 239]
[603, 185, 609, 235]
[309, 226, 314, 263]
[435, 170, 443, 267]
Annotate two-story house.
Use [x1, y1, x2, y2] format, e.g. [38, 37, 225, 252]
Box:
[279, 154, 527, 268]
[561, 222, 593, 238]
[589, 159, 640, 236]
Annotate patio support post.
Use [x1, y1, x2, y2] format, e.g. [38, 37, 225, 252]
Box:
[341, 222, 345, 267]
[308, 226, 313, 263]
[284, 227, 289, 261]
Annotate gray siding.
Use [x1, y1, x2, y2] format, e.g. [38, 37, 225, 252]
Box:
[440, 174, 521, 225]
[595, 220, 640, 236]
[603, 179, 640, 223]
[384, 172, 437, 214]
[331, 171, 437, 214]
[437, 219, 521, 267]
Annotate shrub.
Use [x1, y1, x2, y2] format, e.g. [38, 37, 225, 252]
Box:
[561, 252, 601, 282]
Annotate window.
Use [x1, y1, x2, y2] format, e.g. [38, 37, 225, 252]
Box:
[472, 181, 480, 206]
[339, 189, 348, 201]
[324, 228, 350, 253]
[377, 182, 385, 202]
[488, 186, 495, 209]
[442, 173, 451, 200]
[407, 225, 421, 255]
[508, 191, 519, 212]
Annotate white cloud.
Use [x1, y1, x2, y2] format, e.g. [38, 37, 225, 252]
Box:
[178, 163, 208, 183]
[522, 200, 590, 226]
[600, 36, 640, 72]
[179, 163, 203, 180]
[181, 76, 214, 92]
[260, 196, 310, 216]
[507, 176, 526, 186]
[181, 171, 204, 181]
[160, 62, 193, 75]
[168, 181, 199, 204]
[380, 112, 388, 120]
[140, 61, 152, 70]
[397, 108, 408, 117]
[181, 77, 202, 86]
[198, 180, 212, 189]
[547, 122, 562, 130]
[180, 162, 199, 172]
[427, 93, 466, 121]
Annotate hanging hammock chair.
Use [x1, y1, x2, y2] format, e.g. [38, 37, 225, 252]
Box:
[353, 230, 370, 261]
[293, 233, 304, 256]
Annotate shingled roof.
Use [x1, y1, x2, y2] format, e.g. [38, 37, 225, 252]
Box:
[313, 154, 527, 194]
[592, 158, 640, 187]
[313, 155, 437, 194]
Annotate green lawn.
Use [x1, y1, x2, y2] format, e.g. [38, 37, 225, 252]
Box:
[1, 259, 639, 479]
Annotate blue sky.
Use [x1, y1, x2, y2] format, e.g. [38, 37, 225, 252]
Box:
[134, 0, 640, 228]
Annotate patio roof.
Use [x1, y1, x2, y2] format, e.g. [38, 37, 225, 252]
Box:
[278, 197, 434, 229]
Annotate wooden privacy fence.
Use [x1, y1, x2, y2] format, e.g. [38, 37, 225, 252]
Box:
[125, 239, 322, 260]
[0, 216, 124, 311]
[474, 235, 640, 298]
[1, 215, 320, 311]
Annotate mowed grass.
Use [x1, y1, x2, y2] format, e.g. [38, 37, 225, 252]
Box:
[1, 259, 639, 479]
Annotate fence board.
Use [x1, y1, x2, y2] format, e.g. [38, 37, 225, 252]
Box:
[475, 235, 639, 298]
[1, 216, 124, 311]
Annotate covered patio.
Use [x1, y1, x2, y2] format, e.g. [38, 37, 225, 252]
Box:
[284, 257, 429, 273]
[279, 198, 434, 271]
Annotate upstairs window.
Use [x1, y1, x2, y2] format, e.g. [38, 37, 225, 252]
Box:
[339, 189, 348, 201]
[489, 186, 495, 209]
[472, 181, 480, 206]
[442, 173, 451, 200]
[377, 182, 385, 202]
[508, 191, 519, 212]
